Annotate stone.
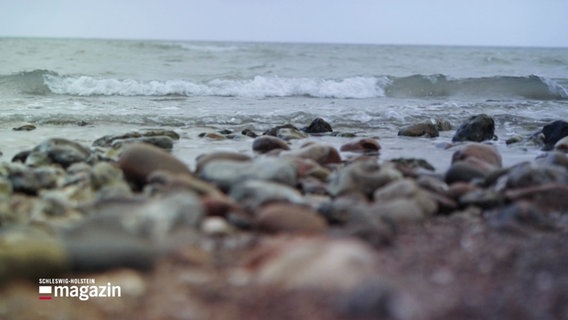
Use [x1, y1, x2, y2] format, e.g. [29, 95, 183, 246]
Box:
[505, 183, 568, 212]
[199, 157, 297, 192]
[194, 152, 251, 174]
[534, 151, 568, 169]
[373, 179, 438, 217]
[76, 191, 204, 240]
[398, 122, 439, 137]
[263, 124, 299, 137]
[252, 135, 290, 153]
[92, 129, 180, 148]
[445, 161, 487, 184]
[111, 135, 174, 150]
[146, 170, 223, 197]
[242, 237, 378, 291]
[276, 127, 308, 140]
[452, 114, 496, 142]
[371, 199, 426, 223]
[241, 128, 259, 138]
[199, 132, 226, 140]
[554, 136, 568, 152]
[302, 117, 333, 134]
[29, 138, 91, 168]
[3, 163, 63, 195]
[12, 124, 36, 131]
[435, 118, 453, 131]
[339, 138, 381, 153]
[541, 120, 568, 150]
[229, 180, 304, 213]
[255, 203, 327, 234]
[327, 160, 402, 198]
[451, 142, 502, 169]
[90, 162, 125, 190]
[118, 143, 192, 188]
[283, 143, 341, 165]
[502, 162, 568, 189]
[0, 226, 68, 284]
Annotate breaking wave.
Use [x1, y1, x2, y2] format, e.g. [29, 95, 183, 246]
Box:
[3, 70, 567, 100]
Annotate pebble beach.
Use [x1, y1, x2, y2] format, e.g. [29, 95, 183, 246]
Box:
[1, 38, 568, 319]
[0, 113, 568, 319]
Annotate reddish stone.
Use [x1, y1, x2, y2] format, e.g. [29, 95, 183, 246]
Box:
[340, 138, 381, 153]
[118, 143, 191, 188]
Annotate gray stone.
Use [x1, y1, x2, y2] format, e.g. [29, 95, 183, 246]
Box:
[229, 180, 304, 213]
[327, 161, 402, 198]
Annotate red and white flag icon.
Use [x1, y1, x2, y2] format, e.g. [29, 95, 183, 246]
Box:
[39, 286, 52, 300]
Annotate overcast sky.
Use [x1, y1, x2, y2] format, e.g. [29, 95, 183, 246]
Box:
[1, 0, 566, 47]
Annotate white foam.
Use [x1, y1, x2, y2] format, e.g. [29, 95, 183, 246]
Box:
[44, 74, 387, 99]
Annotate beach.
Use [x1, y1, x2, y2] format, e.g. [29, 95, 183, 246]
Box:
[1, 38, 568, 319]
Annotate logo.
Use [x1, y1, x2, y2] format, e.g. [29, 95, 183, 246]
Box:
[38, 278, 121, 301]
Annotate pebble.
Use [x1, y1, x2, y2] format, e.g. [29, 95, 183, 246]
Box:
[229, 179, 305, 213]
[12, 124, 36, 131]
[398, 122, 439, 137]
[452, 114, 496, 142]
[541, 120, 568, 150]
[327, 160, 402, 198]
[198, 157, 297, 191]
[255, 202, 327, 234]
[339, 138, 381, 153]
[302, 117, 333, 134]
[243, 237, 378, 291]
[252, 135, 290, 153]
[118, 143, 192, 188]
[283, 143, 342, 165]
[92, 129, 180, 148]
[30, 138, 91, 168]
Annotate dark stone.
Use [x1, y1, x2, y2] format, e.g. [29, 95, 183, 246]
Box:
[398, 122, 439, 137]
[33, 138, 91, 168]
[263, 124, 299, 136]
[111, 135, 174, 151]
[11, 150, 31, 163]
[12, 124, 36, 131]
[241, 128, 258, 138]
[436, 119, 453, 131]
[452, 114, 496, 142]
[542, 120, 568, 150]
[487, 201, 555, 233]
[302, 117, 333, 134]
[93, 130, 180, 148]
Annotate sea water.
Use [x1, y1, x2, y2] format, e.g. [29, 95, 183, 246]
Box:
[1, 38, 567, 170]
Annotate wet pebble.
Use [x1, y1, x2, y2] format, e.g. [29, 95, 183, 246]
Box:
[12, 124, 36, 131]
[302, 117, 333, 134]
[452, 114, 496, 142]
[92, 129, 180, 148]
[29, 138, 91, 168]
[255, 202, 327, 234]
[199, 157, 297, 191]
[327, 160, 402, 198]
[339, 138, 381, 153]
[398, 122, 439, 137]
[283, 143, 342, 165]
[229, 179, 304, 213]
[252, 135, 290, 153]
[118, 143, 192, 188]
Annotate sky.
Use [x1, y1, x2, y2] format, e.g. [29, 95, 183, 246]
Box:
[1, 0, 567, 47]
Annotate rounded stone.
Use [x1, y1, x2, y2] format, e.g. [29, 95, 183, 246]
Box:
[445, 161, 487, 184]
[194, 152, 251, 174]
[256, 203, 327, 234]
[451, 142, 502, 168]
[398, 122, 439, 137]
[243, 237, 378, 291]
[340, 138, 381, 153]
[118, 143, 191, 188]
[252, 135, 290, 153]
[554, 136, 568, 152]
[283, 143, 342, 165]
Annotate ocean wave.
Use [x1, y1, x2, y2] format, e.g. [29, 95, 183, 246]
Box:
[2, 70, 567, 100]
[44, 73, 386, 98]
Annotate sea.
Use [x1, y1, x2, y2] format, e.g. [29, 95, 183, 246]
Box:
[1, 38, 567, 171]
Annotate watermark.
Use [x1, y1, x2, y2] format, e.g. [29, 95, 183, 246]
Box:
[38, 278, 121, 301]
